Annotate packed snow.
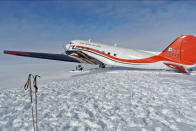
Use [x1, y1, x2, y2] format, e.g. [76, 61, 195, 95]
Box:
[0, 63, 196, 131]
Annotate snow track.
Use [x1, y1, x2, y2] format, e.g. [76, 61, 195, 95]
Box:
[0, 68, 196, 131]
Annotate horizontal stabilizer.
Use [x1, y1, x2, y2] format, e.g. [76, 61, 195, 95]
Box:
[4, 50, 80, 63]
[164, 63, 188, 73]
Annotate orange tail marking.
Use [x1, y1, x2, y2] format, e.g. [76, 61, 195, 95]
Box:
[160, 35, 196, 65]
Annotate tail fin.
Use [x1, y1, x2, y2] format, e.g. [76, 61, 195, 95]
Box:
[160, 35, 196, 65]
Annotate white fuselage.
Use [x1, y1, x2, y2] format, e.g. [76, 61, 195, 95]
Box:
[65, 40, 171, 70]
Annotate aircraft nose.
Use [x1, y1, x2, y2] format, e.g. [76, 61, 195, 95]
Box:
[65, 44, 70, 50]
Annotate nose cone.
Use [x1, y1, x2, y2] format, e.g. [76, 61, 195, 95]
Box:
[65, 44, 70, 50]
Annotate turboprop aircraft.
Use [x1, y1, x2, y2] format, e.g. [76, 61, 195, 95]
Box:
[4, 35, 196, 73]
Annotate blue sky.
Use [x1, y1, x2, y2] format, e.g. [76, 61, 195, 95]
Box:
[1, 1, 196, 62]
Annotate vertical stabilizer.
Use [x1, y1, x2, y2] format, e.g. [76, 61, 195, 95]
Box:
[160, 35, 196, 65]
[160, 35, 183, 64]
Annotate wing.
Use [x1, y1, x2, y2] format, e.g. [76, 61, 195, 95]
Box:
[4, 50, 80, 63]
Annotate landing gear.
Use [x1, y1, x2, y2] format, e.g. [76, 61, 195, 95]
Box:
[99, 64, 106, 68]
[76, 64, 83, 71]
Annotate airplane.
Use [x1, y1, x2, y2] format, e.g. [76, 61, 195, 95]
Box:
[4, 35, 196, 73]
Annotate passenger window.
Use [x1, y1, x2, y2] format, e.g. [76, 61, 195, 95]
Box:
[108, 52, 110, 55]
[114, 53, 117, 56]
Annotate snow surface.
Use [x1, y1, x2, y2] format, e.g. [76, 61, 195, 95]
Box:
[1, 63, 196, 131]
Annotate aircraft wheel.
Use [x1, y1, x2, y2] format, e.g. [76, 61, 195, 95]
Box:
[99, 64, 105, 68]
[76, 65, 83, 71]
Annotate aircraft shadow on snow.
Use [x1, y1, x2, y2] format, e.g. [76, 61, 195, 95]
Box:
[71, 66, 185, 78]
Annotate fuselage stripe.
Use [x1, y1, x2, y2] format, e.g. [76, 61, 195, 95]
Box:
[75, 45, 170, 64]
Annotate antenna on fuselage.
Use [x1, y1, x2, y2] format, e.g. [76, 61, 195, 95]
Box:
[88, 39, 92, 43]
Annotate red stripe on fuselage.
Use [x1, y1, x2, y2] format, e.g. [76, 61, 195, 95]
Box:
[75, 46, 170, 64]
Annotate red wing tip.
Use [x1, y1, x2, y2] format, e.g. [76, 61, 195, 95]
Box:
[4, 50, 17, 54]
[4, 50, 9, 54]
[4, 50, 30, 56]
